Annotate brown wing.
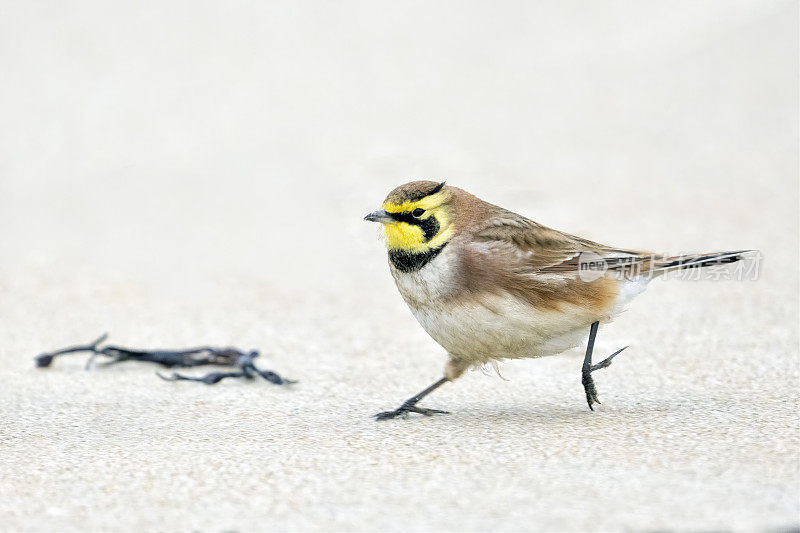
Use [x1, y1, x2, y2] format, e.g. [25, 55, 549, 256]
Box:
[470, 207, 654, 275]
[452, 208, 647, 314]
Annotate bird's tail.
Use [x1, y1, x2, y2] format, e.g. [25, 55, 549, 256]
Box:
[576, 249, 759, 280]
[648, 250, 756, 276]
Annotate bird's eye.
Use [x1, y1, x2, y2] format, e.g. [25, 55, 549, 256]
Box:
[412, 208, 425, 218]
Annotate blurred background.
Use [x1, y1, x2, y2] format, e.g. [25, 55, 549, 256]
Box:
[1, 1, 796, 295]
[1, 1, 797, 531]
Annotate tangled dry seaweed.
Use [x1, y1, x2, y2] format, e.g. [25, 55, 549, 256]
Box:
[35, 334, 295, 386]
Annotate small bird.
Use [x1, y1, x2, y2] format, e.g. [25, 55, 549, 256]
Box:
[365, 181, 753, 420]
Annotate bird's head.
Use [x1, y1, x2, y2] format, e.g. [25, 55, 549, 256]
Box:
[364, 181, 455, 253]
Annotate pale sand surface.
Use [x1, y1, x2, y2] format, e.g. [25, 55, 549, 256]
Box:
[1, 2, 798, 531]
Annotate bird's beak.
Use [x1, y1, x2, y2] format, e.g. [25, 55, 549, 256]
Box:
[364, 210, 393, 224]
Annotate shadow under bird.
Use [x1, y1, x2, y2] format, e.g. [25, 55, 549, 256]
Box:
[365, 181, 754, 420]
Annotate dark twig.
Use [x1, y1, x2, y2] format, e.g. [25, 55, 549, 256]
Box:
[157, 371, 246, 385]
[35, 335, 294, 386]
[157, 350, 297, 386]
[35, 333, 109, 368]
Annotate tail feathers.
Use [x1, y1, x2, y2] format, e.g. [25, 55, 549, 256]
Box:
[652, 250, 755, 273]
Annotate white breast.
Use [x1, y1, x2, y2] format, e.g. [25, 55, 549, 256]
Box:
[390, 245, 462, 307]
[389, 246, 637, 364]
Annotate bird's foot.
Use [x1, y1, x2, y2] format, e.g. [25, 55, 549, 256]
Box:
[582, 345, 628, 411]
[374, 400, 449, 421]
[582, 372, 601, 411]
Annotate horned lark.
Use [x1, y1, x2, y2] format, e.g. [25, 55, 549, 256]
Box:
[365, 181, 752, 420]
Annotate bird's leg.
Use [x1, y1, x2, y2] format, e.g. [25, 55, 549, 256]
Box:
[375, 377, 450, 421]
[581, 321, 627, 411]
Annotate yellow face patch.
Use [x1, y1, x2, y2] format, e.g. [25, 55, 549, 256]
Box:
[379, 191, 454, 253]
[383, 221, 427, 251]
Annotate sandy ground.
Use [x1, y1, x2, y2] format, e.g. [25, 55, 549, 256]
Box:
[1, 2, 798, 531]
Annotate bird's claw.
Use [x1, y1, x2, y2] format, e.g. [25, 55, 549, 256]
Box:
[582, 374, 601, 411]
[590, 345, 628, 372]
[582, 346, 627, 410]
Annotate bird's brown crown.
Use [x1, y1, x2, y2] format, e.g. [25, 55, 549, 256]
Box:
[383, 181, 446, 206]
